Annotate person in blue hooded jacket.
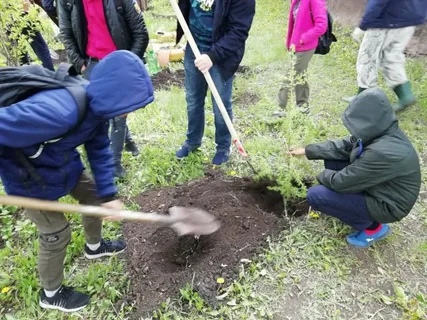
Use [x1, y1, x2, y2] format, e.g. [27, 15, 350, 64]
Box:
[0, 50, 154, 312]
[343, 0, 427, 112]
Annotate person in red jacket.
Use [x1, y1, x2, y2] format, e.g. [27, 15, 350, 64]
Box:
[275, 0, 327, 117]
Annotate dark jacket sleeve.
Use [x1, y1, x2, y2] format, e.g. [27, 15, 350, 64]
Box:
[58, 1, 86, 72]
[124, 0, 149, 59]
[84, 122, 118, 199]
[359, 0, 391, 30]
[316, 149, 397, 193]
[206, 0, 256, 64]
[305, 137, 353, 161]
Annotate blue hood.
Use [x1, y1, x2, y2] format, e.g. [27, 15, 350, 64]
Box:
[86, 50, 154, 119]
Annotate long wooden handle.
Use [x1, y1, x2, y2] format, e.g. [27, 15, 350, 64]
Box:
[169, 0, 248, 156]
[0, 195, 174, 224]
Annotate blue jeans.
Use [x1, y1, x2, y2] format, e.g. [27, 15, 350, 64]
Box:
[183, 45, 234, 153]
[306, 160, 374, 231]
[109, 117, 132, 164]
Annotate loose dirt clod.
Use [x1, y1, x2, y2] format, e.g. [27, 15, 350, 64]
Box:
[123, 171, 309, 316]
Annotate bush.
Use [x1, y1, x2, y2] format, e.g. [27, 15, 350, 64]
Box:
[0, 0, 43, 66]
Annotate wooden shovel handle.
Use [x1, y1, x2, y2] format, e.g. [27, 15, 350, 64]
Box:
[0, 195, 174, 225]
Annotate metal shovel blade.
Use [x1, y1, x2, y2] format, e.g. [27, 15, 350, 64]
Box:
[168, 206, 221, 236]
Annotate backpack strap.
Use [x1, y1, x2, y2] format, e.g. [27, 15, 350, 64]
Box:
[54, 63, 88, 133]
[66, 86, 87, 127]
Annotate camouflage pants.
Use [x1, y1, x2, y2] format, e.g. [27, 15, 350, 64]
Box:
[357, 26, 415, 89]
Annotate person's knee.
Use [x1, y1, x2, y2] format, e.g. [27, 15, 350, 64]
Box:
[306, 185, 328, 209]
[39, 224, 71, 251]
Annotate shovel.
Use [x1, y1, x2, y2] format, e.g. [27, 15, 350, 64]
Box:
[0, 195, 221, 236]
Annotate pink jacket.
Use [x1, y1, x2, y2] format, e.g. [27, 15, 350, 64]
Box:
[286, 0, 328, 52]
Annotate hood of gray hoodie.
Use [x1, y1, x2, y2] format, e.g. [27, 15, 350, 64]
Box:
[341, 88, 398, 143]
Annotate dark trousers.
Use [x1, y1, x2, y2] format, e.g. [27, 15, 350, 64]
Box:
[20, 30, 55, 71]
[306, 160, 375, 231]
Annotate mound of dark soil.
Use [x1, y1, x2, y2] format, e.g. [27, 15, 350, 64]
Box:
[122, 171, 308, 316]
[151, 69, 185, 90]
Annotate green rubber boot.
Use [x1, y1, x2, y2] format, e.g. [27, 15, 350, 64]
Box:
[392, 81, 416, 112]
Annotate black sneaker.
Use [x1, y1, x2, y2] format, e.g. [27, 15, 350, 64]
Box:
[84, 238, 127, 260]
[125, 141, 140, 156]
[39, 286, 90, 312]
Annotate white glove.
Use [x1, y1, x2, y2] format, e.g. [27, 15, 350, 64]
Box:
[352, 28, 365, 43]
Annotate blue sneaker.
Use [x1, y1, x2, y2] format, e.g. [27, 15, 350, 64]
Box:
[212, 150, 231, 165]
[346, 224, 391, 248]
[175, 145, 197, 159]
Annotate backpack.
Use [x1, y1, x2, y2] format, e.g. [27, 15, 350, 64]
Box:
[0, 63, 88, 184]
[62, 0, 125, 14]
[315, 12, 337, 55]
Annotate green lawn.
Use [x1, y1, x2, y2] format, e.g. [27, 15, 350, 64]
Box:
[1, 0, 427, 319]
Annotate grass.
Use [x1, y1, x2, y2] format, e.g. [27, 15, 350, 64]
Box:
[1, 0, 427, 319]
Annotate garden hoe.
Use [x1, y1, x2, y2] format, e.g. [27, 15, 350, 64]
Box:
[168, 0, 258, 175]
[0, 195, 221, 236]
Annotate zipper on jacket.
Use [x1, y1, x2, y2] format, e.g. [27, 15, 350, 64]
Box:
[356, 138, 363, 159]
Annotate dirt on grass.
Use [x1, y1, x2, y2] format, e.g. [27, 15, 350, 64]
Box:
[151, 69, 185, 90]
[234, 89, 260, 107]
[406, 26, 427, 57]
[122, 170, 309, 316]
[150, 64, 252, 91]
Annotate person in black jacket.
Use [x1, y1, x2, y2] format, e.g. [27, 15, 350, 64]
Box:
[58, 0, 149, 178]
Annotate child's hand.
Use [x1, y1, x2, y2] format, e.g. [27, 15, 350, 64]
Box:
[195, 54, 213, 74]
[101, 200, 125, 220]
[288, 148, 306, 156]
[352, 28, 365, 43]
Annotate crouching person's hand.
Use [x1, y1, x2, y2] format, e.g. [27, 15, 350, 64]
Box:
[288, 147, 306, 157]
[101, 199, 124, 221]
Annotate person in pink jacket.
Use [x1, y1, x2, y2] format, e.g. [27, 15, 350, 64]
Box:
[275, 0, 327, 116]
